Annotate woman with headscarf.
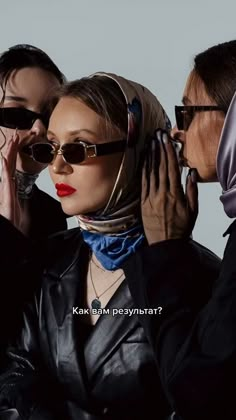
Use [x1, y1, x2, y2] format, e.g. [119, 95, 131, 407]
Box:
[0, 72, 220, 419]
[133, 40, 236, 420]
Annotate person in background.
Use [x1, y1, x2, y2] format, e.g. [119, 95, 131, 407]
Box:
[131, 40, 236, 420]
[0, 44, 67, 238]
[0, 44, 68, 354]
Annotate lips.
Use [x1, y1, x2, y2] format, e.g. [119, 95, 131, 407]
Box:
[55, 183, 77, 197]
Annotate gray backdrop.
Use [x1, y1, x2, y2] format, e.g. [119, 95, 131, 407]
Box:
[1, 0, 235, 257]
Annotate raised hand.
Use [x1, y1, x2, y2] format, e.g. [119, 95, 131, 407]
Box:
[141, 129, 198, 245]
[0, 132, 23, 231]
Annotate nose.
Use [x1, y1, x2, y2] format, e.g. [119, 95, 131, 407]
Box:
[50, 154, 73, 175]
[30, 118, 46, 137]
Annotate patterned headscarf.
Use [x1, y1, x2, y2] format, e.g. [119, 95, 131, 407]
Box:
[77, 72, 170, 234]
[217, 90, 236, 218]
[75, 72, 170, 269]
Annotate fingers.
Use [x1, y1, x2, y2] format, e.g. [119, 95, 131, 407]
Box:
[141, 158, 148, 203]
[186, 168, 199, 219]
[4, 132, 20, 177]
[142, 129, 182, 200]
[149, 139, 160, 193]
[156, 130, 168, 194]
[0, 157, 15, 220]
[163, 133, 182, 194]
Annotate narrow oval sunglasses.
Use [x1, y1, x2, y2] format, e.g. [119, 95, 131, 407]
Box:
[175, 105, 225, 131]
[0, 107, 50, 130]
[22, 139, 127, 165]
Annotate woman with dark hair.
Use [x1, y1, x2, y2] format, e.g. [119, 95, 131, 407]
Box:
[0, 43, 67, 238]
[0, 44, 67, 355]
[0, 73, 220, 419]
[130, 40, 236, 420]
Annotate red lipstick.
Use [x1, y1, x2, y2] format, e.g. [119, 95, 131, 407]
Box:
[55, 183, 77, 197]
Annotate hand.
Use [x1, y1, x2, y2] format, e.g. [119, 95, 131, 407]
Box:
[141, 129, 198, 245]
[0, 133, 23, 231]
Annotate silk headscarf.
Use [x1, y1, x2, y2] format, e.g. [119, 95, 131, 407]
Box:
[77, 72, 170, 232]
[217, 90, 236, 218]
[76, 72, 170, 268]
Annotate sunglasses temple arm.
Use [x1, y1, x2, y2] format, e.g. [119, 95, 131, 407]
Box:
[96, 140, 127, 156]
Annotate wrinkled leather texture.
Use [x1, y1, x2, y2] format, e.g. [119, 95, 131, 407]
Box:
[0, 229, 220, 419]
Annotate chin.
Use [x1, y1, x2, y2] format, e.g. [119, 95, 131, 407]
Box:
[60, 200, 102, 217]
[194, 169, 218, 183]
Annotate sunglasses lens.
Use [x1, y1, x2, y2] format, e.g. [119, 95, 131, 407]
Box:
[175, 108, 183, 130]
[0, 108, 37, 129]
[0, 108, 49, 130]
[31, 143, 54, 164]
[63, 143, 85, 164]
[183, 109, 194, 130]
[176, 107, 194, 131]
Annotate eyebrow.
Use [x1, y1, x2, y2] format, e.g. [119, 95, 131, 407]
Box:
[4, 95, 27, 102]
[182, 96, 192, 105]
[47, 128, 97, 137]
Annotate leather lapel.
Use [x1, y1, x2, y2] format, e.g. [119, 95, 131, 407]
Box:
[45, 231, 91, 405]
[84, 278, 138, 380]
[46, 235, 138, 402]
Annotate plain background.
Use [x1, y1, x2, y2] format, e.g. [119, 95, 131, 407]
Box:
[1, 0, 235, 257]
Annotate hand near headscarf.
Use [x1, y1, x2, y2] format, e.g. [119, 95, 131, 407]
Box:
[0, 133, 23, 232]
[141, 129, 199, 245]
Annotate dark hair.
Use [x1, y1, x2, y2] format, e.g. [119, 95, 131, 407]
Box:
[194, 40, 236, 112]
[0, 44, 65, 88]
[53, 76, 128, 135]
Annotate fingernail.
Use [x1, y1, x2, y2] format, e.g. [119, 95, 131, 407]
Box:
[156, 130, 161, 142]
[162, 132, 169, 144]
[190, 168, 198, 183]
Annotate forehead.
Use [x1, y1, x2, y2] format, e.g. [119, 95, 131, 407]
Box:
[49, 96, 106, 136]
[2, 67, 59, 106]
[51, 96, 103, 126]
[183, 70, 213, 104]
[48, 96, 123, 142]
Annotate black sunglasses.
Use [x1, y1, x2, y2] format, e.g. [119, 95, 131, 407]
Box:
[175, 105, 224, 131]
[22, 139, 127, 165]
[0, 107, 49, 130]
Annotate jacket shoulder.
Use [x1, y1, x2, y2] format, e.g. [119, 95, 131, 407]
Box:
[46, 227, 82, 251]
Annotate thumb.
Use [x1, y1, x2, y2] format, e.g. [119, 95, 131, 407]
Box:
[186, 168, 198, 219]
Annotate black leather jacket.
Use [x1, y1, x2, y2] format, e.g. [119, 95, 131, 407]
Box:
[27, 185, 67, 239]
[0, 228, 221, 420]
[124, 222, 236, 420]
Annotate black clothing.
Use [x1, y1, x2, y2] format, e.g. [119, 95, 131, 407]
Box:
[27, 185, 67, 239]
[0, 185, 67, 354]
[0, 228, 220, 420]
[123, 222, 236, 420]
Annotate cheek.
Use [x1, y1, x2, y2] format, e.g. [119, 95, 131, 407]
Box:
[185, 115, 223, 167]
[77, 155, 121, 196]
[49, 154, 123, 211]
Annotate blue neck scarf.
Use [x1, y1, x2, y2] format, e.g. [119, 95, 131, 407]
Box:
[82, 225, 145, 270]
